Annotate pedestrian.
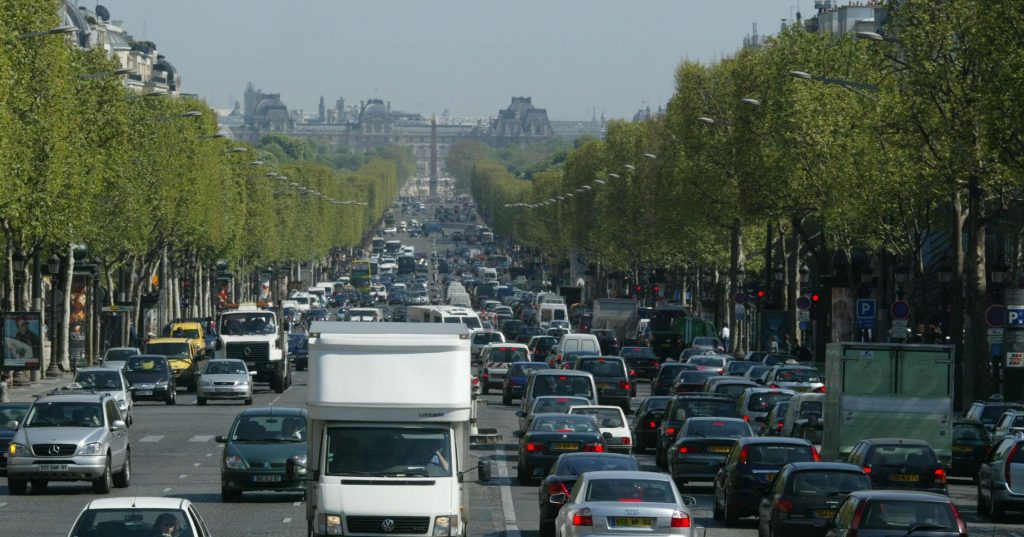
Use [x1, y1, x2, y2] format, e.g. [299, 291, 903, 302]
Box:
[720, 325, 730, 352]
[769, 336, 780, 353]
[0, 371, 10, 402]
[797, 341, 812, 362]
[781, 334, 792, 354]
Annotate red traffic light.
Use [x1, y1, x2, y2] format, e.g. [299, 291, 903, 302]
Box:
[811, 293, 821, 303]
[652, 285, 660, 294]
[756, 290, 765, 298]
[635, 284, 643, 294]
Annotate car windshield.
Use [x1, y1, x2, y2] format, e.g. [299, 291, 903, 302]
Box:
[858, 500, 955, 531]
[71, 509, 194, 537]
[125, 357, 168, 373]
[775, 369, 821, 383]
[689, 357, 725, 367]
[144, 342, 190, 358]
[718, 383, 754, 398]
[531, 415, 598, 433]
[104, 349, 139, 361]
[532, 375, 594, 399]
[982, 405, 1020, 425]
[621, 347, 657, 359]
[325, 426, 451, 477]
[577, 360, 625, 377]
[868, 445, 937, 467]
[571, 408, 625, 428]
[953, 424, 988, 442]
[532, 397, 591, 414]
[170, 328, 201, 339]
[745, 444, 814, 465]
[671, 399, 739, 420]
[25, 402, 104, 428]
[231, 415, 307, 443]
[585, 478, 675, 503]
[747, 392, 793, 411]
[557, 455, 638, 476]
[486, 347, 529, 363]
[0, 404, 30, 425]
[204, 361, 247, 375]
[789, 471, 871, 496]
[684, 419, 751, 438]
[74, 371, 122, 390]
[219, 313, 277, 335]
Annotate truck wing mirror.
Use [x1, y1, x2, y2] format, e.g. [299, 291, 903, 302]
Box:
[458, 461, 493, 483]
[285, 457, 315, 481]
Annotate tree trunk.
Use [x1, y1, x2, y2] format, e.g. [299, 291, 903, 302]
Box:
[788, 225, 801, 346]
[4, 243, 12, 310]
[964, 174, 990, 405]
[729, 217, 744, 353]
[950, 189, 967, 409]
[59, 244, 74, 371]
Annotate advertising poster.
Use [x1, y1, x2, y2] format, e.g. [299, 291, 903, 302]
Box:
[2, 312, 42, 370]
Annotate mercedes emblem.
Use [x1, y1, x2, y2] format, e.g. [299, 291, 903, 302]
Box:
[49, 445, 61, 455]
[243, 346, 253, 357]
[381, 519, 395, 533]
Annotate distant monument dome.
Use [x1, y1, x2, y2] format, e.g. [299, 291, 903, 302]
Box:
[359, 99, 391, 133]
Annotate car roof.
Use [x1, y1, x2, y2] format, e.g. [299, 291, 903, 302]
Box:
[570, 405, 625, 413]
[0, 402, 32, 408]
[859, 438, 932, 447]
[206, 358, 245, 363]
[83, 497, 190, 510]
[737, 436, 812, 446]
[686, 416, 746, 423]
[534, 369, 592, 377]
[558, 452, 636, 461]
[237, 406, 307, 417]
[485, 342, 528, 349]
[744, 387, 796, 395]
[147, 337, 190, 343]
[105, 347, 140, 352]
[845, 490, 952, 502]
[35, 393, 109, 404]
[672, 393, 734, 401]
[580, 470, 672, 481]
[75, 367, 122, 373]
[133, 354, 169, 360]
[579, 356, 625, 362]
[785, 462, 865, 473]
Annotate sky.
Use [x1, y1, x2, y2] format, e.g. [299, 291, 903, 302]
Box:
[93, 0, 806, 120]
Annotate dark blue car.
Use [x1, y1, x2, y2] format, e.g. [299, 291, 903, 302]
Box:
[0, 403, 31, 475]
[502, 361, 549, 405]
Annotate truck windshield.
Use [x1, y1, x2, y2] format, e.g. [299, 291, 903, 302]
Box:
[220, 313, 277, 335]
[326, 427, 452, 478]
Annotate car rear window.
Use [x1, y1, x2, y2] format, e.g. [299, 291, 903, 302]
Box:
[532, 415, 598, 433]
[487, 347, 529, 363]
[532, 397, 591, 414]
[585, 479, 675, 503]
[799, 401, 823, 417]
[621, 347, 657, 359]
[858, 500, 956, 531]
[789, 471, 871, 496]
[868, 445, 938, 467]
[473, 332, 502, 344]
[728, 361, 755, 374]
[672, 399, 739, 420]
[657, 365, 690, 381]
[684, 419, 751, 438]
[557, 456, 639, 475]
[689, 357, 725, 367]
[746, 444, 815, 465]
[532, 375, 594, 399]
[679, 371, 717, 384]
[747, 392, 793, 412]
[717, 383, 754, 398]
[644, 398, 671, 412]
[775, 369, 821, 383]
[578, 360, 626, 378]
[572, 408, 625, 428]
[952, 424, 988, 443]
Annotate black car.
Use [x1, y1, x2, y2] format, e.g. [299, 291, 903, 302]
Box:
[652, 362, 697, 396]
[726, 360, 757, 376]
[289, 336, 309, 371]
[950, 418, 990, 479]
[515, 413, 608, 485]
[619, 346, 660, 380]
[757, 462, 871, 537]
[0, 403, 31, 475]
[845, 438, 948, 495]
[591, 329, 620, 356]
[668, 417, 752, 488]
[656, 393, 739, 469]
[391, 306, 407, 322]
[124, 354, 177, 405]
[501, 319, 526, 341]
[516, 326, 547, 345]
[537, 453, 639, 537]
[672, 370, 720, 394]
[705, 378, 760, 400]
[631, 396, 673, 454]
[529, 336, 558, 362]
[574, 356, 632, 411]
[713, 437, 819, 526]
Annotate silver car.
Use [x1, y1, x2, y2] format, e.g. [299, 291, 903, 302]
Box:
[6, 392, 131, 494]
[552, 470, 696, 537]
[763, 365, 824, 393]
[74, 368, 133, 426]
[196, 359, 254, 405]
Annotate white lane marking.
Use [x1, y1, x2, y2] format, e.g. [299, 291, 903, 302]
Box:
[188, 435, 214, 442]
[178, 474, 188, 479]
[206, 453, 213, 457]
[283, 518, 292, 524]
[193, 462, 201, 467]
[293, 501, 302, 507]
[140, 435, 164, 443]
[494, 449, 520, 536]
[162, 488, 172, 493]
[0, 502, 7, 508]
[271, 394, 284, 405]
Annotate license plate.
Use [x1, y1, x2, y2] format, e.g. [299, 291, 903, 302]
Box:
[890, 474, 920, 482]
[553, 443, 579, 451]
[759, 472, 777, 481]
[709, 446, 731, 453]
[815, 509, 837, 519]
[953, 445, 973, 453]
[613, 517, 653, 527]
[598, 383, 612, 389]
[135, 390, 153, 396]
[252, 474, 282, 482]
[38, 464, 68, 471]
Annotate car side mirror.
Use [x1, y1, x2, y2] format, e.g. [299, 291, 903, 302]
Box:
[680, 496, 697, 507]
[111, 420, 127, 431]
[515, 410, 526, 418]
[549, 493, 568, 505]
[215, 435, 227, 443]
[513, 430, 523, 438]
[249, 371, 257, 377]
[7, 419, 20, 431]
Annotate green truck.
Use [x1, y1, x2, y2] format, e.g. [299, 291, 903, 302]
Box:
[643, 307, 716, 360]
[822, 342, 954, 465]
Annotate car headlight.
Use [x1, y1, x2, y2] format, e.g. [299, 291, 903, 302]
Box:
[318, 514, 343, 535]
[290, 454, 307, 466]
[201, 379, 214, 386]
[78, 442, 105, 456]
[225, 455, 246, 469]
[434, 515, 460, 536]
[156, 380, 169, 388]
[9, 443, 29, 457]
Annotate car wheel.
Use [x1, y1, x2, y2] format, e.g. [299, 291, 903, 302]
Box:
[991, 489, 1006, 522]
[8, 477, 27, 495]
[272, 376, 285, 394]
[517, 463, 532, 485]
[723, 493, 739, 526]
[502, 392, 512, 406]
[244, 396, 253, 406]
[93, 456, 113, 494]
[113, 451, 131, 488]
[197, 397, 207, 406]
[539, 519, 555, 537]
[977, 484, 990, 516]
[30, 480, 47, 492]
[712, 487, 724, 521]
[222, 487, 242, 503]
[166, 389, 176, 405]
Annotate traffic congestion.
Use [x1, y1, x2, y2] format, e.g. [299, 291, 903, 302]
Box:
[0, 190, 1021, 537]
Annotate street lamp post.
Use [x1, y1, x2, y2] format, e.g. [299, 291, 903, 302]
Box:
[45, 254, 63, 378]
[11, 250, 29, 386]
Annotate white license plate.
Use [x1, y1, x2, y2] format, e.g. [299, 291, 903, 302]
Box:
[252, 474, 282, 483]
[135, 390, 153, 396]
[38, 464, 68, 471]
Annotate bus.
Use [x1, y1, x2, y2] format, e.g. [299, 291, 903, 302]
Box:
[371, 237, 385, 255]
[350, 260, 375, 293]
[384, 240, 402, 256]
[486, 255, 511, 273]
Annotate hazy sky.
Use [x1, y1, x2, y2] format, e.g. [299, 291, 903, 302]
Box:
[95, 0, 804, 120]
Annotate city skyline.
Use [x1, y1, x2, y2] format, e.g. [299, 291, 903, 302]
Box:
[93, 0, 803, 120]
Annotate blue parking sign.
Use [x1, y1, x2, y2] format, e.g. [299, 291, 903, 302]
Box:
[1009, 306, 1024, 327]
[857, 299, 876, 319]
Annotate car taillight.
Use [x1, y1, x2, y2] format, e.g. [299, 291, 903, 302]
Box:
[678, 444, 702, 454]
[572, 508, 593, 526]
[1006, 443, 1020, 488]
[666, 427, 677, 437]
[949, 503, 968, 537]
[482, 371, 489, 378]
[526, 442, 541, 452]
[648, 421, 657, 429]
[650, 360, 658, 366]
[670, 512, 691, 528]
[814, 386, 826, 393]
[629, 370, 636, 377]
[623, 437, 631, 445]
[618, 380, 630, 390]
[583, 443, 605, 452]
[547, 481, 569, 496]
[811, 447, 821, 461]
[863, 466, 872, 474]
[739, 446, 750, 464]
[774, 498, 795, 514]
[848, 499, 868, 537]
[934, 467, 947, 484]
[742, 415, 750, 422]
[769, 384, 780, 388]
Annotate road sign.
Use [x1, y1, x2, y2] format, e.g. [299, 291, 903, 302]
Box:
[892, 319, 909, 330]
[857, 318, 877, 329]
[1007, 352, 1024, 368]
[1008, 306, 1024, 327]
[857, 299, 876, 319]
[799, 321, 810, 330]
[796, 296, 812, 311]
[992, 342, 1004, 356]
[891, 327, 908, 339]
[986, 305, 1007, 328]
[798, 310, 810, 322]
[890, 300, 910, 320]
[734, 292, 746, 305]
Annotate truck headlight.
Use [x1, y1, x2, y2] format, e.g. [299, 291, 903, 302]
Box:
[9, 443, 29, 457]
[318, 513, 343, 535]
[434, 515, 460, 536]
[224, 455, 246, 469]
[78, 442, 105, 456]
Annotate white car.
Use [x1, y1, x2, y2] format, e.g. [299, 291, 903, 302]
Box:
[384, 226, 397, 234]
[196, 359, 253, 405]
[553, 471, 696, 537]
[569, 405, 632, 453]
[66, 496, 212, 537]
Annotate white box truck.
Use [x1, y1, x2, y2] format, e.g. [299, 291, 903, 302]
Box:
[592, 298, 638, 341]
[294, 322, 489, 537]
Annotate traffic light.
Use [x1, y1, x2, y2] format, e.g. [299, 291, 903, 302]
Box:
[811, 293, 821, 303]
[635, 284, 643, 296]
[651, 284, 660, 296]
[756, 290, 766, 299]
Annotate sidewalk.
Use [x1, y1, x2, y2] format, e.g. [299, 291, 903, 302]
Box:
[6, 372, 75, 403]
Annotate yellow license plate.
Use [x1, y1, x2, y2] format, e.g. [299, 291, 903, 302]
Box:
[553, 443, 579, 451]
[953, 445, 973, 453]
[614, 517, 653, 527]
[890, 474, 920, 482]
[709, 446, 731, 453]
[815, 509, 837, 519]
[598, 383, 612, 388]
